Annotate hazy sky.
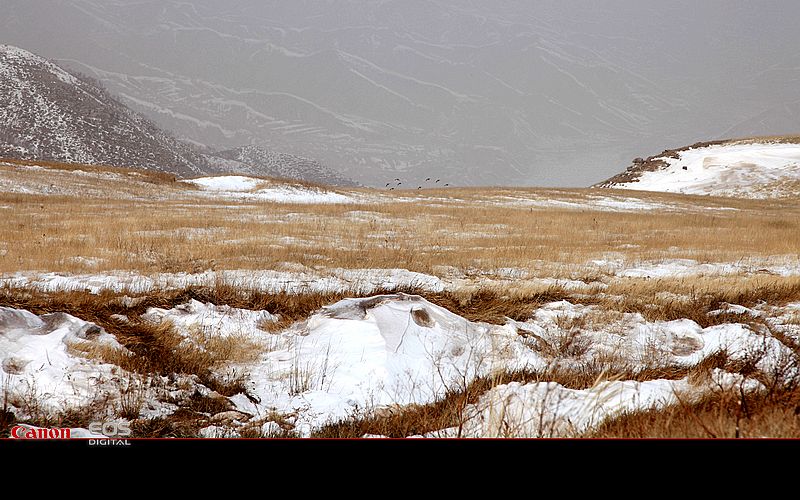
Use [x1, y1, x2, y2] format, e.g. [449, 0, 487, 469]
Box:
[3, 0, 800, 186]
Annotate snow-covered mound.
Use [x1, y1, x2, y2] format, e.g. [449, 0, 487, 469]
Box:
[282, 293, 539, 403]
[187, 176, 262, 192]
[0, 306, 128, 416]
[186, 175, 357, 204]
[0, 305, 221, 430]
[598, 141, 800, 198]
[151, 294, 542, 435]
[0, 44, 209, 176]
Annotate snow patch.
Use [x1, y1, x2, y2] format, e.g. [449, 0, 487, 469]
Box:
[142, 299, 277, 343]
[187, 176, 261, 192]
[186, 175, 357, 204]
[0, 306, 128, 416]
[2, 268, 447, 295]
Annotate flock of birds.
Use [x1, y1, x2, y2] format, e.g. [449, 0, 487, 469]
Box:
[384, 178, 450, 190]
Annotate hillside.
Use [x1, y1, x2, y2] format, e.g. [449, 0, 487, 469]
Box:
[206, 145, 358, 187]
[0, 45, 210, 177]
[596, 137, 800, 198]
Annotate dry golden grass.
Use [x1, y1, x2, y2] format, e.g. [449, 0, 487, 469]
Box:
[2, 160, 800, 280]
[588, 388, 800, 438]
[590, 275, 800, 328]
[725, 134, 800, 146]
[0, 157, 178, 183]
[669, 135, 800, 153]
[785, 311, 800, 326]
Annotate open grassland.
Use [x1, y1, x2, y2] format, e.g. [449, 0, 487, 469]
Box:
[2, 159, 800, 438]
[2, 159, 799, 279]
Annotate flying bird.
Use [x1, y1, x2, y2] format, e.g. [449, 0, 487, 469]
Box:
[435, 179, 440, 183]
[444, 183, 450, 186]
[386, 182, 391, 186]
[425, 177, 431, 181]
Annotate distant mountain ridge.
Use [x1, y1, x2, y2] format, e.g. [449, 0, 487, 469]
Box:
[206, 145, 358, 187]
[0, 45, 356, 186]
[596, 136, 800, 199]
[0, 44, 211, 176]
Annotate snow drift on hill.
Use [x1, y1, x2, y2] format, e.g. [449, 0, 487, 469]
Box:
[0, 306, 127, 415]
[186, 175, 357, 203]
[148, 293, 544, 435]
[607, 142, 800, 198]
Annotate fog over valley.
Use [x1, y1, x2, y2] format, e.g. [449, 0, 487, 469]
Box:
[3, 0, 800, 186]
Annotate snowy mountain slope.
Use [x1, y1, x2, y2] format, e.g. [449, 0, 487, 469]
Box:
[596, 139, 800, 198]
[0, 45, 210, 176]
[206, 145, 358, 187]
